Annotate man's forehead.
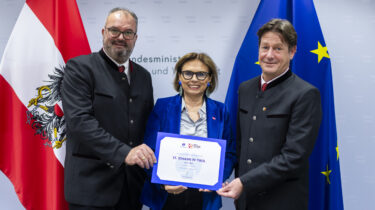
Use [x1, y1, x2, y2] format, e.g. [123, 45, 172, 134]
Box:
[112, 11, 132, 19]
[105, 11, 135, 26]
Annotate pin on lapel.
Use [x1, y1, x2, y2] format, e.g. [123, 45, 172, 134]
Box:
[212, 116, 216, 120]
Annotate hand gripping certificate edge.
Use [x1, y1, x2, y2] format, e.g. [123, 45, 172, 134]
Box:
[151, 132, 226, 190]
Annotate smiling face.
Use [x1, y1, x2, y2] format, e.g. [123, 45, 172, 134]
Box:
[102, 11, 137, 63]
[258, 31, 296, 82]
[179, 59, 211, 98]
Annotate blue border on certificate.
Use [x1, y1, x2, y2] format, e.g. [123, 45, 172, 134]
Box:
[151, 132, 226, 190]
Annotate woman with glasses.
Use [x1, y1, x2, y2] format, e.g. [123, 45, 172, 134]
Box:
[140, 52, 236, 210]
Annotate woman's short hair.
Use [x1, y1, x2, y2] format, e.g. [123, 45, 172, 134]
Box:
[173, 52, 218, 94]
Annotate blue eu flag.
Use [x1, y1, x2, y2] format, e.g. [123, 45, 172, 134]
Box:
[225, 0, 344, 209]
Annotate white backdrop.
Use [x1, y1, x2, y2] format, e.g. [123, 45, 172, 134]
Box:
[1, 0, 374, 209]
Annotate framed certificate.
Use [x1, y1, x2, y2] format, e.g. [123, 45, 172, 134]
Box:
[151, 132, 226, 190]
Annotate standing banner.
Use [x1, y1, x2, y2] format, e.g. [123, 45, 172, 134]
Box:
[0, 0, 90, 209]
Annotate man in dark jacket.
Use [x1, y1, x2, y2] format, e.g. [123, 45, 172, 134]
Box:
[62, 8, 156, 210]
[217, 19, 322, 210]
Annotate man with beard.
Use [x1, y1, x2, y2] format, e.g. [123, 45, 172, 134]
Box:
[62, 8, 156, 210]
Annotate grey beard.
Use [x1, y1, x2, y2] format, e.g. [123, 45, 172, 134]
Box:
[113, 48, 132, 63]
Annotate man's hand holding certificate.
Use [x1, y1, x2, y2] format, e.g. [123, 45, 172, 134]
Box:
[151, 132, 226, 190]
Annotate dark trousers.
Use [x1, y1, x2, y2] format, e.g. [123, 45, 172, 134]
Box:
[162, 188, 203, 210]
[69, 166, 145, 210]
[68, 203, 115, 210]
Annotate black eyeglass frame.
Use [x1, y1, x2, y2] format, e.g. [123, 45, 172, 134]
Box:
[181, 70, 211, 81]
[105, 27, 137, 40]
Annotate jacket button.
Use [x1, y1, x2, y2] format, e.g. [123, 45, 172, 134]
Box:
[106, 162, 111, 166]
[247, 159, 252, 164]
[130, 119, 134, 124]
[110, 165, 114, 169]
[249, 137, 254, 143]
[129, 141, 133, 146]
[252, 116, 256, 120]
[129, 98, 133, 103]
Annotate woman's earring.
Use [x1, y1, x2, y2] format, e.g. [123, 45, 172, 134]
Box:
[178, 81, 183, 96]
[205, 82, 210, 97]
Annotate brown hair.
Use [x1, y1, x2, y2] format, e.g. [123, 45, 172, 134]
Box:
[173, 52, 218, 94]
[257, 18, 297, 51]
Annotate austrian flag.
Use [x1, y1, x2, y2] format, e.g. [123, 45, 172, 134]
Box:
[0, 0, 90, 209]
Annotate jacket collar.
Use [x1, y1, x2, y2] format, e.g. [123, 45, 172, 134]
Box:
[167, 95, 220, 139]
[99, 49, 134, 73]
[258, 69, 292, 91]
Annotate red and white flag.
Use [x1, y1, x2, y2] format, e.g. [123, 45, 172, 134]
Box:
[0, 0, 90, 209]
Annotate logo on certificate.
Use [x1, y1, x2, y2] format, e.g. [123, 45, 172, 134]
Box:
[181, 142, 201, 149]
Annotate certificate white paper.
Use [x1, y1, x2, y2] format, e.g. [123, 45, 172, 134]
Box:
[151, 132, 226, 190]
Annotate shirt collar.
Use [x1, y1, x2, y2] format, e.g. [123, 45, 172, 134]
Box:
[261, 67, 289, 86]
[181, 98, 206, 115]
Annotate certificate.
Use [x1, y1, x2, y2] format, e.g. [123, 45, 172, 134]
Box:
[151, 132, 226, 190]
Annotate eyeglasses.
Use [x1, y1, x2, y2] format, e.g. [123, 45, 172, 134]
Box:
[106, 28, 137, 40]
[181, 71, 210, 81]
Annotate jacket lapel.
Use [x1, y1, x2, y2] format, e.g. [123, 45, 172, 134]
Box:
[165, 95, 182, 134]
[206, 98, 220, 139]
[128, 61, 139, 97]
[164, 95, 221, 138]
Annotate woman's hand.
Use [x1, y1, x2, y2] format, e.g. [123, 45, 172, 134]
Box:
[164, 185, 188, 195]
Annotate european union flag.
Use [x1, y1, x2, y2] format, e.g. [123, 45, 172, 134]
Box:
[224, 0, 344, 209]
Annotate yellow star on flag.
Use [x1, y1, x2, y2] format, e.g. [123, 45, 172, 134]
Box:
[321, 165, 332, 184]
[255, 61, 259, 65]
[310, 41, 330, 63]
[336, 143, 339, 160]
